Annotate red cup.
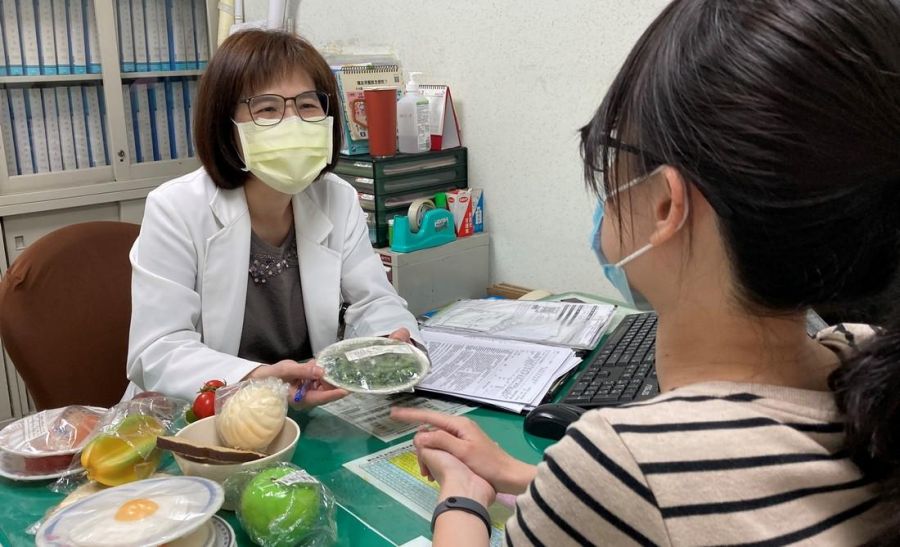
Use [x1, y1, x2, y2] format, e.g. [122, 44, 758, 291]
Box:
[363, 87, 398, 157]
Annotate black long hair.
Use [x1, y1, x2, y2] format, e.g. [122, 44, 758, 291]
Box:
[580, 0, 900, 542]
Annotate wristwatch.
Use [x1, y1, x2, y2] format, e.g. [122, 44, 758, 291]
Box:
[431, 496, 491, 537]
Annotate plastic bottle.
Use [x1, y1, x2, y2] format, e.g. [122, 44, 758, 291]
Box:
[397, 72, 431, 154]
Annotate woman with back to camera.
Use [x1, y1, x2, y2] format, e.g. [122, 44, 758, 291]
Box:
[125, 30, 420, 405]
[393, 0, 900, 544]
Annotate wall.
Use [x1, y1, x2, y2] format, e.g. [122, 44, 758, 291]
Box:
[245, 0, 669, 299]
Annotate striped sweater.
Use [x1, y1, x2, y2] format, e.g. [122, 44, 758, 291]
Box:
[506, 325, 884, 546]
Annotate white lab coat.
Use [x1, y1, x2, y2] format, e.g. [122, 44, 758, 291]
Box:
[124, 168, 420, 401]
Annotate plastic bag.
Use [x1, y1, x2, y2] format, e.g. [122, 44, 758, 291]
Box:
[225, 462, 336, 547]
[317, 337, 431, 394]
[215, 378, 289, 452]
[0, 405, 106, 479]
[55, 394, 188, 490]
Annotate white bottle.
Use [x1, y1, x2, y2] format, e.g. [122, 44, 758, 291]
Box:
[397, 72, 431, 154]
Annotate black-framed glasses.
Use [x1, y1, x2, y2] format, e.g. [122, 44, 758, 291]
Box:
[239, 90, 330, 126]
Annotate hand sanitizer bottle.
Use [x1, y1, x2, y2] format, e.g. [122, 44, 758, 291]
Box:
[397, 72, 431, 153]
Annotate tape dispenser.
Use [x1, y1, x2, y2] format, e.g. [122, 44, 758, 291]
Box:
[390, 198, 456, 253]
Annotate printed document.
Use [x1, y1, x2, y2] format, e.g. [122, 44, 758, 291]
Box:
[424, 299, 615, 349]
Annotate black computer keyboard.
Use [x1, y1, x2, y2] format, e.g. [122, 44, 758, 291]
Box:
[561, 312, 660, 408]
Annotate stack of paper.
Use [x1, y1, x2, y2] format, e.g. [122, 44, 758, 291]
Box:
[424, 299, 615, 350]
[417, 330, 582, 413]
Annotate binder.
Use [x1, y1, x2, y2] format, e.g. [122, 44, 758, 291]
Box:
[55, 87, 78, 170]
[116, 0, 135, 72]
[9, 88, 34, 174]
[0, 12, 7, 76]
[127, 84, 143, 162]
[68, 86, 90, 169]
[85, 0, 101, 73]
[419, 85, 462, 150]
[332, 62, 403, 156]
[182, 0, 197, 70]
[135, 83, 153, 162]
[51, 0, 71, 74]
[149, 82, 172, 160]
[0, 89, 20, 175]
[18, 0, 41, 76]
[193, 0, 210, 68]
[132, 0, 149, 72]
[97, 83, 110, 165]
[26, 88, 51, 173]
[184, 78, 196, 156]
[68, 0, 87, 74]
[168, 78, 188, 159]
[83, 84, 106, 166]
[2, 1, 24, 75]
[156, 0, 171, 71]
[144, 0, 162, 71]
[122, 85, 136, 163]
[36, 0, 58, 75]
[167, 0, 185, 70]
[41, 88, 64, 171]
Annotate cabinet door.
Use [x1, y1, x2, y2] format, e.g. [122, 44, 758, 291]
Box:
[2, 203, 120, 264]
[119, 199, 146, 224]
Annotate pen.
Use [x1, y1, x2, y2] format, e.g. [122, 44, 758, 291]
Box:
[294, 381, 311, 403]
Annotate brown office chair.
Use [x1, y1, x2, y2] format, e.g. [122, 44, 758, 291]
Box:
[0, 221, 140, 410]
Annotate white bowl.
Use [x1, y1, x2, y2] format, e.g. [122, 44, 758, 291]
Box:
[171, 416, 299, 493]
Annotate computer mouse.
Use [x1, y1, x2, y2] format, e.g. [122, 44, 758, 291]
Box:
[523, 403, 587, 440]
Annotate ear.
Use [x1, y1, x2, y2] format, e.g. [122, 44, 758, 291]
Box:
[648, 166, 689, 247]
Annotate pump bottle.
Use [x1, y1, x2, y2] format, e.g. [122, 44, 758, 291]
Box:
[397, 72, 431, 153]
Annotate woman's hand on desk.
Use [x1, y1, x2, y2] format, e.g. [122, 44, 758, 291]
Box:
[244, 359, 349, 407]
[391, 408, 537, 495]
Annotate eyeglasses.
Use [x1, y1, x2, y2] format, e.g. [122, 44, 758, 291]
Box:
[239, 90, 330, 126]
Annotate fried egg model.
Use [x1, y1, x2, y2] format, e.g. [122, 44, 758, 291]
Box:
[216, 378, 289, 452]
[36, 476, 223, 547]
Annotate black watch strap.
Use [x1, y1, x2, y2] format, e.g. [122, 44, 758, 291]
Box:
[431, 496, 491, 538]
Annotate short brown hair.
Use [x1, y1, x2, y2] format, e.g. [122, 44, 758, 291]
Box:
[194, 30, 343, 189]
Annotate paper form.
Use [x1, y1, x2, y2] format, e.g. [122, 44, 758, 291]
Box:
[344, 441, 511, 547]
[320, 394, 474, 443]
[416, 330, 577, 413]
[424, 299, 615, 349]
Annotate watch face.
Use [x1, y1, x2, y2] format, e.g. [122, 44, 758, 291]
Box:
[318, 337, 431, 394]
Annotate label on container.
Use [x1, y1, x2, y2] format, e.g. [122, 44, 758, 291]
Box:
[18, 412, 50, 446]
[345, 345, 414, 362]
[276, 469, 320, 486]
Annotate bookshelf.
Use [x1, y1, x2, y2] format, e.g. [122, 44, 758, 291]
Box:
[0, 0, 219, 419]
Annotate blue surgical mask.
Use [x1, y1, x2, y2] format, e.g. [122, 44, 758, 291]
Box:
[589, 166, 687, 307]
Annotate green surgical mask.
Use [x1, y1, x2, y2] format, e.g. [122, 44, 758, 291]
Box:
[234, 116, 333, 195]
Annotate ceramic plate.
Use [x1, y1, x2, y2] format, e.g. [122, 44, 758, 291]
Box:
[318, 337, 431, 394]
[36, 476, 224, 547]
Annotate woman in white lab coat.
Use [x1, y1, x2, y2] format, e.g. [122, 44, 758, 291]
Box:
[125, 30, 420, 404]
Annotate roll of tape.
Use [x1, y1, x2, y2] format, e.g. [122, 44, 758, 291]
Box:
[408, 198, 436, 233]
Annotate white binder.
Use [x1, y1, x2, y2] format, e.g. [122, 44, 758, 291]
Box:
[18, 0, 41, 75]
[85, 0, 101, 73]
[193, 0, 210, 68]
[132, 0, 149, 72]
[0, 89, 19, 175]
[83, 85, 107, 166]
[52, 0, 71, 74]
[1, 2, 23, 75]
[36, 0, 58, 74]
[55, 87, 79, 170]
[27, 88, 51, 173]
[182, 0, 197, 69]
[168, 79, 189, 159]
[116, 0, 135, 72]
[144, 0, 163, 71]
[123, 85, 137, 163]
[135, 84, 153, 162]
[8, 88, 34, 174]
[68, 86, 90, 169]
[41, 88, 64, 172]
[151, 82, 172, 160]
[68, 0, 87, 74]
